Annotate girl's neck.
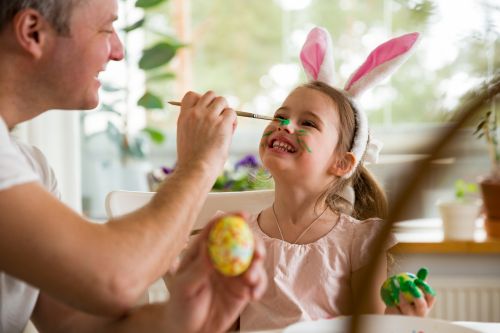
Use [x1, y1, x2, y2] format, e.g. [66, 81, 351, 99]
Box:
[272, 182, 329, 226]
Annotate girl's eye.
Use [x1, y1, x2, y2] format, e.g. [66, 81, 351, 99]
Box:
[274, 115, 287, 121]
[302, 120, 316, 128]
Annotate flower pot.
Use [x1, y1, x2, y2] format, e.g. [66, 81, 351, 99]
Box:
[480, 178, 500, 238]
[437, 200, 481, 240]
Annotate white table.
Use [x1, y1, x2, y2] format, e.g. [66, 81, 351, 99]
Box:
[243, 320, 500, 333]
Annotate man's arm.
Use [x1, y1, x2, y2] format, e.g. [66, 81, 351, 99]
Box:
[31, 215, 267, 333]
[0, 91, 237, 316]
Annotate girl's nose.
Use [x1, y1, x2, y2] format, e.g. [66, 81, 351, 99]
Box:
[277, 118, 294, 133]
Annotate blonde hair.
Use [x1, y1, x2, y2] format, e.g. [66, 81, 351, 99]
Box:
[302, 81, 388, 220]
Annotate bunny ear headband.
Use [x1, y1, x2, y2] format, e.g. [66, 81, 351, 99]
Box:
[300, 27, 420, 178]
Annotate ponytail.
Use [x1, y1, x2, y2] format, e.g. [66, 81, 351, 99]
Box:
[352, 166, 388, 220]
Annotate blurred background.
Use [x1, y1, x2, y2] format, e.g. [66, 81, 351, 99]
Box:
[13, 0, 498, 220]
[12, 2, 500, 331]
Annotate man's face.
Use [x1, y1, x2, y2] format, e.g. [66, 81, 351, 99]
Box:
[41, 0, 123, 110]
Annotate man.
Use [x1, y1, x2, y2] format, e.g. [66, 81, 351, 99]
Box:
[0, 0, 266, 332]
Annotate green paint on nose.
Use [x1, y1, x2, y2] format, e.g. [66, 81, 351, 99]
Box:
[280, 118, 290, 126]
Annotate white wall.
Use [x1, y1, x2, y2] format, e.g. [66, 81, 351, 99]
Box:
[15, 111, 82, 212]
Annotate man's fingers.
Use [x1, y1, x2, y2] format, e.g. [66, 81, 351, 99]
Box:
[198, 90, 217, 107]
[177, 252, 212, 298]
[181, 91, 200, 108]
[208, 96, 229, 115]
[220, 107, 238, 132]
[252, 236, 266, 261]
[250, 267, 267, 300]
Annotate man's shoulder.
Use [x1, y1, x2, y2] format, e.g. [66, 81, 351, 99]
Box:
[10, 136, 50, 171]
[9, 136, 60, 196]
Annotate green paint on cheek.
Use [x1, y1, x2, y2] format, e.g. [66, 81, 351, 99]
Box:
[279, 118, 290, 126]
[260, 130, 275, 149]
[262, 130, 274, 137]
[297, 138, 312, 153]
[295, 130, 312, 153]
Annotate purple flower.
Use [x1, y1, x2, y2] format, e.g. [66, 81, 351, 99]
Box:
[161, 166, 174, 175]
[235, 154, 259, 170]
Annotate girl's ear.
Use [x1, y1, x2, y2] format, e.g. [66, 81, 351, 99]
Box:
[344, 32, 420, 97]
[329, 152, 356, 177]
[299, 27, 335, 85]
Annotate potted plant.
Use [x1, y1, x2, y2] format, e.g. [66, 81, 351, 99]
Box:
[82, 0, 184, 218]
[474, 74, 500, 238]
[437, 179, 481, 240]
[147, 154, 274, 192]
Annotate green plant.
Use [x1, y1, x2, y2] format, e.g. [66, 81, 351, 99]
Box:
[86, 0, 185, 159]
[454, 179, 478, 202]
[473, 72, 500, 178]
[148, 155, 274, 192]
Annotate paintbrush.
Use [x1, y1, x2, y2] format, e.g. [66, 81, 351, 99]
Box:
[168, 101, 275, 121]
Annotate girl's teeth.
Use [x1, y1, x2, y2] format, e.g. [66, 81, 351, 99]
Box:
[272, 140, 295, 152]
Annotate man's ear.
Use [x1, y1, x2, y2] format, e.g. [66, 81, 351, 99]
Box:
[329, 152, 356, 177]
[13, 9, 51, 59]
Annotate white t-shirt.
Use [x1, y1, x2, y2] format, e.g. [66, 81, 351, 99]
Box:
[0, 116, 61, 333]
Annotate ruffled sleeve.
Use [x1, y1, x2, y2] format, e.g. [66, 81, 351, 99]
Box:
[350, 218, 398, 272]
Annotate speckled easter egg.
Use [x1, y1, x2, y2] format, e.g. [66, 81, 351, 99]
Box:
[208, 215, 255, 276]
[381, 272, 417, 306]
[381, 267, 436, 307]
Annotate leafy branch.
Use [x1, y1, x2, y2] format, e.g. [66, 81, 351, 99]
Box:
[472, 71, 500, 176]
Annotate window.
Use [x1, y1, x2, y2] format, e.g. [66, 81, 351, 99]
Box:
[81, 0, 498, 219]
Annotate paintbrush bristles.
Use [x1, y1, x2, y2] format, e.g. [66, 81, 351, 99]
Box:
[167, 101, 274, 121]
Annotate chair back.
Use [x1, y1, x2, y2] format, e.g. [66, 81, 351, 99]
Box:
[105, 189, 275, 303]
[105, 189, 275, 231]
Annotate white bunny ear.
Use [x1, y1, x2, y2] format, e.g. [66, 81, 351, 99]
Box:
[344, 32, 420, 97]
[300, 27, 335, 85]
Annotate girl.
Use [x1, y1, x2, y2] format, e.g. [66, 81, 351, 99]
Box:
[239, 28, 435, 331]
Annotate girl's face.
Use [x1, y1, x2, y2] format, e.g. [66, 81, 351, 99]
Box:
[259, 87, 342, 186]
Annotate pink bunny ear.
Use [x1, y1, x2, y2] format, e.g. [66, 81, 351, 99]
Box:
[344, 32, 420, 97]
[300, 27, 335, 85]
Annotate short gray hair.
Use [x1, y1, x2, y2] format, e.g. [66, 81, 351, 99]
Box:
[0, 0, 82, 35]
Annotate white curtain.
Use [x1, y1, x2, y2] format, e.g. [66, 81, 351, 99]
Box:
[15, 111, 82, 213]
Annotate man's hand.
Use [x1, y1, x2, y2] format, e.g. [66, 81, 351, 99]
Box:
[176, 91, 237, 178]
[165, 213, 267, 333]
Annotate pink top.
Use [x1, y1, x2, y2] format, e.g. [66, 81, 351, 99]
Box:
[240, 212, 397, 331]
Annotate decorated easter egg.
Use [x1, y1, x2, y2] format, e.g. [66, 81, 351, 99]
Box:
[380, 267, 436, 307]
[208, 215, 255, 276]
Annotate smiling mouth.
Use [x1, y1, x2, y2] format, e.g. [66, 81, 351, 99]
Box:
[269, 139, 297, 153]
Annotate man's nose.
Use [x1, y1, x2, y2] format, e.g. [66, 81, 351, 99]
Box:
[110, 31, 124, 61]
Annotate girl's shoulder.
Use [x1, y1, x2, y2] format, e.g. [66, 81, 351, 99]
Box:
[335, 213, 395, 247]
